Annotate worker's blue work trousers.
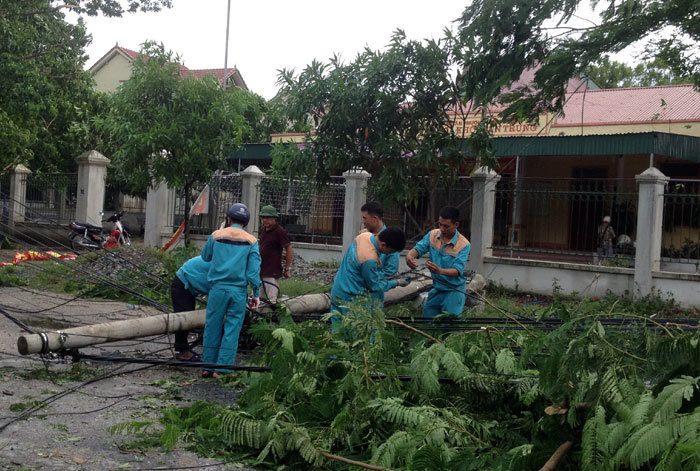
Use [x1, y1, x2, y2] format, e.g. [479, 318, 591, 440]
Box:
[329, 301, 348, 331]
[202, 285, 247, 373]
[422, 288, 466, 318]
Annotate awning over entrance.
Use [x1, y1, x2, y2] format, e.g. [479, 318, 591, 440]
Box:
[458, 132, 700, 162]
[232, 132, 700, 164]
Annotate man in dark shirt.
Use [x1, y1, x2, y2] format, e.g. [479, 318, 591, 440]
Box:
[259, 205, 293, 302]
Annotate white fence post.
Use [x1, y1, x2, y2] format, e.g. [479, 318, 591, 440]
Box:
[8, 164, 30, 230]
[75, 150, 110, 226]
[468, 166, 501, 275]
[342, 169, 371, 253]
[144, 181, 174, 248]
[241, 165, 264, 236]
[634, 167, 669, 297]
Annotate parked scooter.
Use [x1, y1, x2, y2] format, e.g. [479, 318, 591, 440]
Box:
[68, 211, 132, 251]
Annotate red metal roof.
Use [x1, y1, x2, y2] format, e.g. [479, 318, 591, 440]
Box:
[446, 66, 593, 115]
[555, 84, 700, 126]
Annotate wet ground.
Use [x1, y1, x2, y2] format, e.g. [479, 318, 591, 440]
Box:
[0, 286, 244, 471]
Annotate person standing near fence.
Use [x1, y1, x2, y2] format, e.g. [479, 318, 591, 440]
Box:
[406, 206, 471, 318]
[170, 255, 210, 362]
[200, 203, 261, 378]
[258, 205, 293, 302]
[597, 215, 616, 263]
[330, 226, 408, 322]
[361, 201, 399, 281]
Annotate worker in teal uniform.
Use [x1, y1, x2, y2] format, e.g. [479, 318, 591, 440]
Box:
[406, 206, 471, 318]
[170, 255, 210, 362]
[330, 226, 408, 320]
[360, 201, 399, 281]
[200, 203, 261, 378]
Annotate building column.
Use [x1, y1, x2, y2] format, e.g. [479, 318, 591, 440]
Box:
[75, 150, 110, 226]
[144, 181, 174, 248]
[342, 169, 371, 253]
[8, 164, 30, 229]
[634, 167, 669, 297]
[467, 166, 501, 275]
[241, 165, 264, 236]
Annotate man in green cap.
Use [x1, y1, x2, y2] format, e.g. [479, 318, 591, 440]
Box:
[258, 205, 293, 302]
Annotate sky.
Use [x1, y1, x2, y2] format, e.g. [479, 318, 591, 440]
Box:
[80, 0, 469, 99]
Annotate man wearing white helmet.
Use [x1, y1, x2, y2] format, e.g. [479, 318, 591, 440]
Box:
[200, 203, 261, 378]
[596, 215, 616, 263]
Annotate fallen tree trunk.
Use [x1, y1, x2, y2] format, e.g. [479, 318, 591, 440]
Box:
[17, 279, 434, 355]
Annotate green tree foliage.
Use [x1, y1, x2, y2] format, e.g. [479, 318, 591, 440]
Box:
[251, 95, 314, 141]
[112, 297, 700, 470]
[0, 0, 172, 174]
[0, 1, 93, 173]
[588, 56, 694, 89]
[98, 42, 261, 244]
[274, 31, 475, 221]
[454, 0, 699, 122]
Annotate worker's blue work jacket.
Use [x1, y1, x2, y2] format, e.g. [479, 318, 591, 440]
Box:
[413, 229, 470, 291]
[331, 232, 397, 308]
[176, 256, 211, 296]
[201, 223, 261, 297]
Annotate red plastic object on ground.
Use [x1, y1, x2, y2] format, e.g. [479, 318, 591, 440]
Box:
[0, 250, 77, 267]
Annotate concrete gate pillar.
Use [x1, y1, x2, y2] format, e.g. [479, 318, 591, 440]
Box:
[342, 169, 371, 253]
[467, 166, 501, 275]
[144, 181, 174, 248]
[8, 164, 31, 229]
[634, 167, 669, 297]
[241, 165, 264, 236]
[75, 150, 110, 226]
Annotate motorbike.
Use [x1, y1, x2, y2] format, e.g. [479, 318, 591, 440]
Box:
[68, 211, 132, 251]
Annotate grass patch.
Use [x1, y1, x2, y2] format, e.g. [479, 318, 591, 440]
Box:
[279, 278, 330, 297]
[3, 245, 202, 308]
[0, 265, 27, 287]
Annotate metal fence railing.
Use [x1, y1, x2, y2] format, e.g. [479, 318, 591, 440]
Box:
[0, 173, 9, 195]
[662, 179, 700, 269]
[24, 172, 78, 224]
[0, 173, 10, 229]
[260, 176, 345, 245]
[492, 178, 639, 266]
[173, 173, 242, 234]
[367, 177, 473, 245]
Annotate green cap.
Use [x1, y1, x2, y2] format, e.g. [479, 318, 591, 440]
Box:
[260, 205, 279, 218]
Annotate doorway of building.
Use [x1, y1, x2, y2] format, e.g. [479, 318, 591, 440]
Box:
[570, 168, 607, 252]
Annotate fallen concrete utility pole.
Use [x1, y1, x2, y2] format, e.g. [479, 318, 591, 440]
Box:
[17, 279, 434, 355]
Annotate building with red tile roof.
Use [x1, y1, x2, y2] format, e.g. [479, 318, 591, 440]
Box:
[89, 44, 248, 93]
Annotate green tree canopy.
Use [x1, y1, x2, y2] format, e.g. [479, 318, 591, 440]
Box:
[98, 42, 261, 243]
[588, 56, 694, 89]
[274, 32, 486, 222]
[454, 0, 699, 122]
[0, 0, 172, 174]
